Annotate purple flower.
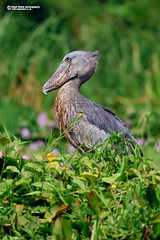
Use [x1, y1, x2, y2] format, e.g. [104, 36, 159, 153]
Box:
[125, 119, 132, 128]
[137, 138, 146, 146]
[22, 154, 31, 161]
[0, 150, 2, 157]
[30, 140, 45, 150]
[68, 144, 76, 153]
[156, 140, 160, 152]
[51, 148, 59, 155]
[59, 161, 66, 167]
[21, 127, 30, 139]
[37, 112, 48, 127]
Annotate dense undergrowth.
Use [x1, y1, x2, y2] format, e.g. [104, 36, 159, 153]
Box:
[0, 133, 160, 240]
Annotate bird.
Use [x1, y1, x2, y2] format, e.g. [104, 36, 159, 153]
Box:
[43, 50, 142, 155]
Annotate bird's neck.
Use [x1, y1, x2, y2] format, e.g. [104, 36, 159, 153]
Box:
[56, 78, 82, 103]
[61, 77, 84, 92]
[55, 78, 84, 128]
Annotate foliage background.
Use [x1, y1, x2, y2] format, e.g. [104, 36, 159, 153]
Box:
[0, 0, 160, 157]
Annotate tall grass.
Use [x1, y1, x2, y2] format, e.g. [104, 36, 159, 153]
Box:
[0, 132, 160, 239]
[0, 0, 160, 152]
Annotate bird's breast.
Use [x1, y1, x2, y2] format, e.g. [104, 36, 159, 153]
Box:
[54, 89, 79, 132]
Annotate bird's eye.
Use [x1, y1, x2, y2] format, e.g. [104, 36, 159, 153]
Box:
[65, 57, 71, 62]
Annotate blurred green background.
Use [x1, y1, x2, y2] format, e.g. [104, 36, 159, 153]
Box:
[0, 0, 160, 159]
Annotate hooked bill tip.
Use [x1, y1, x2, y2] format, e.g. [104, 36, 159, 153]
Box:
[42, 85, 47, 95]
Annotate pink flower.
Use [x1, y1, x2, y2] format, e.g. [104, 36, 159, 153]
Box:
[137, 138, 146, 146]
[22, 154, 31, 161]
[37, 112, 48, 127]
[0, 150, 2, 157]
[21, 128, 30, 139]
[51, 148, 59, 155]
[30, 140, 45, 150]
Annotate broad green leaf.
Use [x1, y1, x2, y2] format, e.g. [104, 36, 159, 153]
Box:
[15, 204, 24, 215]
[0, 136, 10, 145]
[0, 182, 8, 195]
[15, 177, 31, 186]
[146, 184, 159, 207]
[81, 157, 92, 168]
[45, 212, 54, 223]
[24, 162, 42, 172]
[32, 182, 43, 188]
[17, 216, 28, 229]
[127, 168, 141, 179]
[65, 169, 75, 176]
[82, 222, 90, 238]
[150, 215, 160, 224]
[73, 178, 86, 189]
[80, 172, 98, 182]
[6, 166, 20, 173]
[101, 173, 121, 184]
[153, 223, 160, 237]
[76, 189, 90, 194]
[61, 218, 72, 240]
[53, 217, 62, 236]
[101, 211, 109, 220]
[75, 176, 88, 182]
[5, 179, 13, 185]
[88, 191, 100, 217]
[32, 181, 53, 190]
[72, 220, 83, 232]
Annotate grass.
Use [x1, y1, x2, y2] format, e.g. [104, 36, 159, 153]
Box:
[0, 133, 160, 239]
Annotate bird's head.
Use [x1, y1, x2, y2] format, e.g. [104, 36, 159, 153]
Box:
[43, 50, 99, 94]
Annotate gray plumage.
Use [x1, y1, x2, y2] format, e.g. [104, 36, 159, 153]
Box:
[43, 50, 140, 154]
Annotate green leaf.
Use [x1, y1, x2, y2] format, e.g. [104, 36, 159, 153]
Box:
[73, 178, 86, 189]
[87, 191, 100, 217]
[0, 136, 10, 145]
[25, 191, 42, 196]
[146, 184, 159, 207]
[101, 173, 121, 184]
[127, 168, 141, 179]
[45, 212, 54, 223]
[17, 216, 28, 229]
[153, 223, 160, 238]
[81, 157, 92, 169]
[24, 162, 42, 172]
[6, 166, 20, 173]
[82, 222, 90, 238]
[61, 218, 72, 240]
[15, 204, 24, 215]
[15, 177, 31, 186]
[80, 172, 98, 183]
[0, 182, 8, 195]
[150, 215, 160, 224]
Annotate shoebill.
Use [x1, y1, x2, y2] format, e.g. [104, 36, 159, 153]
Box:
[43, 51, 142, 155]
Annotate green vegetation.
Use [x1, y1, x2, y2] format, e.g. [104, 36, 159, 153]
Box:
[0, 0, 160, 239]
[0, 134, 160, 239]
